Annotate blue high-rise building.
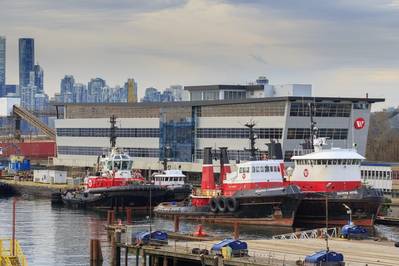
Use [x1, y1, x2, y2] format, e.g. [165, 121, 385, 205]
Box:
[34, 64, 44, 93]
[19, 38, 35, 88]
[60, 75, 75, 103]
[88, 77, 106, 103]
[0, 36, 5, 96]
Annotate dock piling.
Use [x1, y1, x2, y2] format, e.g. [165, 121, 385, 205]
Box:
[111, 229, 122, 266]
[173, 215, 180, 232]
[90, 239, 103, 266]
[107, 210, 116, 225]
[233, 222, 239, 240]
[126, 207, 132, 225]
[125, 247, 128, 266]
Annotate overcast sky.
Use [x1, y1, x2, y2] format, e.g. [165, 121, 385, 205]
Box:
[1, 0, 398, 109]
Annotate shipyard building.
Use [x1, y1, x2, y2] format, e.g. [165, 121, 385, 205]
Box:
[54, 82, 384, 173]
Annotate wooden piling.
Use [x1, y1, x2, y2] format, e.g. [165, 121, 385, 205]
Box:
[108, 210, 116, 225]
[125, 247, 129, 266]
[173, 215, 180, 232]
[126, 207, 132, 225]
[233, 222, 240, 240]
[111, 230, 121, 266]
[90, 239, 103, 266]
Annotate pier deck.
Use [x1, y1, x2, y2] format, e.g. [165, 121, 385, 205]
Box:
[170, 238, 399, 266]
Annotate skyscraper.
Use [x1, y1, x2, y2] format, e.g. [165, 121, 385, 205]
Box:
[60, 75, 75, 103]
[88, 78, 106, 103]
[126, 78, 137, 103]
[19, 38, 35, 88]
[33, 64, 44, 93]
[0, 36, 5, 96]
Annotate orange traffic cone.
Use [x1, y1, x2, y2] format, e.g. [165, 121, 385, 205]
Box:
[193, 224, 207, 237]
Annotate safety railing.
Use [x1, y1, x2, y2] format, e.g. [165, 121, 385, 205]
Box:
[272, 227, 338, 240]
[0, 238, 28, 266]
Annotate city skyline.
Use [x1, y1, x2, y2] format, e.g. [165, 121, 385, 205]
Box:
[1, 0, 399, 109]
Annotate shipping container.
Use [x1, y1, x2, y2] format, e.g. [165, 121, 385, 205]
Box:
[0, 141, 56, 159]
[33, 169, 67, 184]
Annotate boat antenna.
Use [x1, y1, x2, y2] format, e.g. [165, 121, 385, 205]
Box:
[110, 115, 117, 148]
[244, 120, 258, 160]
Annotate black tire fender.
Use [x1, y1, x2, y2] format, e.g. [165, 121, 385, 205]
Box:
[226, 197, 239, 212]
[209, 197, 218, 213]
[217, 197, 227, 212]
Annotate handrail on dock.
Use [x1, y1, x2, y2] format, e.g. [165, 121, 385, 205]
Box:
[0, 238, 28, 266]
[272, 227, 338, 240]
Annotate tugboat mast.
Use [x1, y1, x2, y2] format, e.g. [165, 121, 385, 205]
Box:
[309, 102, 318, 151]
[109, 115, 117, 148]
[245, 121, 258, 161]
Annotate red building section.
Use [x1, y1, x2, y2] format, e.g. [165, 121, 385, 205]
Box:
[0, 141, 56, 159]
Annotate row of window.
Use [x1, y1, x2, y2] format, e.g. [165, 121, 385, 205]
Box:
[290, 103, 352, 117]
[296, 159, 362, 166]
[195, 149, 253, 161]
[57, 146, 160, 158]
[361, 170, 392, 180]
[287, 128, 348, 140]
[239, 165, 280, 173]
[197, 128, 283, 139]
[224, 91, 246, 100]
[197, 102, 286, 117]
[56, 128, 160, 138]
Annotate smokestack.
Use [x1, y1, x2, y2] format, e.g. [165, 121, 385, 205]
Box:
[201, 147, 215, 190]
[219, 147, 231, 184]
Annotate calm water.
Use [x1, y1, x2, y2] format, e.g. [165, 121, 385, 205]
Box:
[0, 197, 398, 266]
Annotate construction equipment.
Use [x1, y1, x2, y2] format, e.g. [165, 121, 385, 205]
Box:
[12, 105, 56, 140]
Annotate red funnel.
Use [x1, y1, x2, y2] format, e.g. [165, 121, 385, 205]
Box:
[201, 147, 215, 190]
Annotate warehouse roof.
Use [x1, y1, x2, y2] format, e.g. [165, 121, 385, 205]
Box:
[54, 96, 385, 108]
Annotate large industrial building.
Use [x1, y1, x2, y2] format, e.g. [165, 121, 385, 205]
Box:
[54, 90, 384, 173]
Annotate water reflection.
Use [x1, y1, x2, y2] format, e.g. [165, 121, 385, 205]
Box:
[0, 198, 398, 266]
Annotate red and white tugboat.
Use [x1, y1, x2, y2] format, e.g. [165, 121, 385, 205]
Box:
[154, 122, 303, 227]
[288, 103, 383, 227]
[61, 116, 192, 209]
[289, 137, 383, 227]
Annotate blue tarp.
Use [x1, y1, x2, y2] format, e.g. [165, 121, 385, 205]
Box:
[134, 231, 168, 242]
[305, 250, 344, 263]
[341, 224, 367, 237]
[9, 159, 30, 171]
[211, 238, 248, 252]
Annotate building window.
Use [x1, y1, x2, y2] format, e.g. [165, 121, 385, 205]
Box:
[203, 90, 219, 101]
[56, 128, 160, 138]
[57, 146, 160, 158]
[197, 128, 283, 139]
[200, 102, 286, 117]
[353, 103, 369, 110]
[224, 91, 246, 100]
[195, 149, 252, 161]
[286, 128, 348, 140]
[290, 103, 351, 117]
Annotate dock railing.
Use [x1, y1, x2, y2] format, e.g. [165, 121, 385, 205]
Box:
[272, 227, 338, 240]
[0, 238, 28, 266]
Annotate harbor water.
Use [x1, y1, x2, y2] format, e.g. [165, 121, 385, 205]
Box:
[0, 197, 398, 265]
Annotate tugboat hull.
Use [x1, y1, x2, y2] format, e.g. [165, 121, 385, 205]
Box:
[294, 187, 383, 227]
[61, 185, 192, 209]
[154, 185, 303, 227]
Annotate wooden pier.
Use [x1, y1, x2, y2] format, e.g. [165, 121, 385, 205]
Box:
[103, 221, 399, 266]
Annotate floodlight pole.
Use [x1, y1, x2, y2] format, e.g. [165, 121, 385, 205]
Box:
[325, 182, 332, 253]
